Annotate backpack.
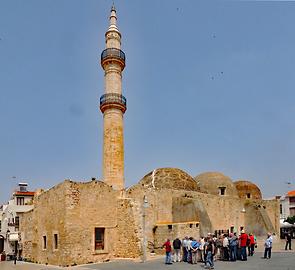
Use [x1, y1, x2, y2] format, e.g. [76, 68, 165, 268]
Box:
[192, 241, 200, 249]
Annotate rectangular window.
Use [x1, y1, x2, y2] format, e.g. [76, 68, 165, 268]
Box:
[280, 204, 283, 214]
[54, 234, 58, 249]
[16, 197, 24, 205]
[290, 207, 295, 216]
[219, 187, 226, 195]
[95, 228, 105, 250]
[43, 236, 47, 249]
[289, 197, 295, 203]
[15, 216, 19, 227]
[168, 225, 173, 230]
[247, 193, 251, 199]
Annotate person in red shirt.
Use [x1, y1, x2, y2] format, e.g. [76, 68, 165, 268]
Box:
[163, 239, 172, 264]
[248, 233, 255, 256]
[239, 230, 248, 261]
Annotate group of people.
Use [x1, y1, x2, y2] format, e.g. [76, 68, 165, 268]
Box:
[162, 231, 274, 269]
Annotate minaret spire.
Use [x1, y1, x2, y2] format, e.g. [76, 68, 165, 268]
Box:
[108, 2, 119, 33]
[100, 6, 126, 190]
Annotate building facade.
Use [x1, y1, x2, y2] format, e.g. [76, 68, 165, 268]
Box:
[280, 190, 295, 219]
[19, 6, 280, 267]
[0, 183, 34, 258]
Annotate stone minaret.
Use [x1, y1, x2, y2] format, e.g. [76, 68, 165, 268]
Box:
[100, 5, 126, 190]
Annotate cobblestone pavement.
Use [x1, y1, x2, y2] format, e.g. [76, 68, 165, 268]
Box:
[1, 252, 294, 270]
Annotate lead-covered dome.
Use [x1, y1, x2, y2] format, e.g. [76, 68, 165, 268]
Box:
[194, 172, 238, 197]
[234, 180, 262, 200]
[137, 168, 199, 191]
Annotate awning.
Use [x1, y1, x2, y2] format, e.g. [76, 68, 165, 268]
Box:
[8, 232, 19, 241]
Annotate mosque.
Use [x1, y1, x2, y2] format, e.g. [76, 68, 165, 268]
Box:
[20, 6, 279, 266]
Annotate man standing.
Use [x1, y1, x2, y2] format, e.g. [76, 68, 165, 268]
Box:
[264, 233, 273, 259]
[285, 233, 292, 250]
[182, 237, 188, 262]
[173, 237, 182, 262]
[239, 230, 248, 261]
[163, 239, 172, 264]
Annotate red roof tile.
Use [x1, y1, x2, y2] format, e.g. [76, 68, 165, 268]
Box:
[287, 190, 295, 197]
[14, 191, 35, 196]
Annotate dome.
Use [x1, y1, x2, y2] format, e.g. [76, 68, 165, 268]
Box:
[194, 172, 238, 197]
[234, 180, 262, 200]
[137, 168, 199, 191]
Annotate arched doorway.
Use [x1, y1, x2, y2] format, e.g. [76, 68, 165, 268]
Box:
[0, 235, 4, 253]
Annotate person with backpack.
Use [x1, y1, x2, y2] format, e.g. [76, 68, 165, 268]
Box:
[172, 238, 182, 262]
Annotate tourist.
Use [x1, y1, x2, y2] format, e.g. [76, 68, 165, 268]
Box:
[239, 230, 248, 261]
[263, 233, 273, 259]
[172, 237, 182, 262]
[222, 234, 229, 261]
[162, 239, 172, 264]
[228, 232, 238, 261]
[203, 237, 209, 264]
[198, 236, 205, 262]
[215, 235, 223, 260]
[205, 239, 215, 269]
[285, 233, 292, 250]
[187, 237, 193, 263]
[248, 233, 255, 256]
[191, 238, 200, 264]
[182, 237, 188, 262]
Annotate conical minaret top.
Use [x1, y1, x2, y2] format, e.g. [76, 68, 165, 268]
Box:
[105, 4, 121, 50]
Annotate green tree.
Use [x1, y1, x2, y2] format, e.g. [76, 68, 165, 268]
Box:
[285, 216, 295, 224]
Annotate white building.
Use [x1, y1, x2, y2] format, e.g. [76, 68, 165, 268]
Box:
[280, 190, 295, 219]
[0, 183, 34, 259]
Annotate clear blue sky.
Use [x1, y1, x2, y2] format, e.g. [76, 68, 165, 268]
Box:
[1, 0, 295, 203]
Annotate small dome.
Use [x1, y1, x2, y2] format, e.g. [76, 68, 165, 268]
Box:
[194, 172, 238, 197]
[234, 180, 262, 200]
[138, 168, 199, 191]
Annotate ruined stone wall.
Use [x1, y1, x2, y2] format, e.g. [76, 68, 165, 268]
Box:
[19, 210, 33, 261]
[21, 180, 125, 266]
[21, 181, 68, 265]
[62, 180, 120, 266]
[127, 185, 278, 243]
[262, 199, 280, 235]
[114, 198, 141, 258]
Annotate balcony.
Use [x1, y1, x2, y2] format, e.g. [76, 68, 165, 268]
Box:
[101, 48, 125, 69]
[100, 93, 127, 113]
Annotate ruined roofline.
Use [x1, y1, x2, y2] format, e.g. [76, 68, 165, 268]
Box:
[34, 178, 111, 199]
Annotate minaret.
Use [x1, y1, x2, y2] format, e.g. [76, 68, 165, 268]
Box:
[100, 5, 126, 190]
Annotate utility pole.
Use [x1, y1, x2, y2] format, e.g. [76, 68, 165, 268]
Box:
[142, 195, 148, 262]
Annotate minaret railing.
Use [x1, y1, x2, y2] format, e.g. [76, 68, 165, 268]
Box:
[101, 48, 125, 68]
[100, 93, 127, 113]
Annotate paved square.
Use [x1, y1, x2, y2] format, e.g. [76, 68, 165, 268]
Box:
[1, 252, 294, 270]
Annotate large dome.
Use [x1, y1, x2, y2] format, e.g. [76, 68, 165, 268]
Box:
[194, 172, 238, 197]
[137, 168, 199, 191]
[234, 180, 262, 200]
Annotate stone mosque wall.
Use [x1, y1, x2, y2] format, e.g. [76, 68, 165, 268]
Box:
[20, 169, 279, 266]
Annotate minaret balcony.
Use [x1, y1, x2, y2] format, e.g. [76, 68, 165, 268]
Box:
[101, 48, 125, 70]
[100, 93, 127, 113]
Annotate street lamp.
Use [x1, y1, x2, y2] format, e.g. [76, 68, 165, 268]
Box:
[142, 195, 149, 263]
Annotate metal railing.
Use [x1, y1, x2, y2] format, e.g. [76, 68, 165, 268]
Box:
[101, 48, 125, 62]
[100, 93, 127, 107]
